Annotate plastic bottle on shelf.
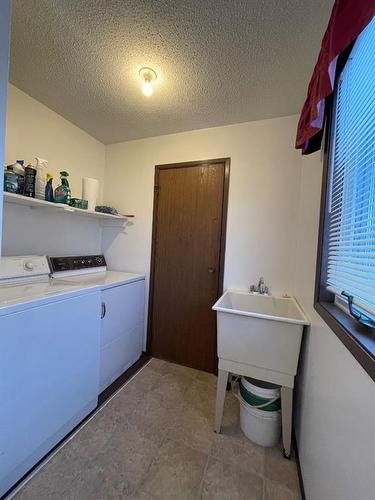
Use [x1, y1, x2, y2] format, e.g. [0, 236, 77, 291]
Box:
[45, 173, 54, 202]
[4, 165, 18, 193]
[23, 164, 37, 198]
[13, 160, 25, 194]
[54, 171, 71, 204]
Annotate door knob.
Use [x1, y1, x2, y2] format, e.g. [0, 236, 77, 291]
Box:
[208, 267, 216, 273]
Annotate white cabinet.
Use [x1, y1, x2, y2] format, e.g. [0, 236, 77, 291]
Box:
[0, 291, 101, 497]
[100, 280, 145, 392]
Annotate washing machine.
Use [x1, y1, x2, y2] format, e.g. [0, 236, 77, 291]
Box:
[0, 255, 101, 497]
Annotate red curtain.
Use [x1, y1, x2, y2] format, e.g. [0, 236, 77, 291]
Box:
[295, 1, 375, 154]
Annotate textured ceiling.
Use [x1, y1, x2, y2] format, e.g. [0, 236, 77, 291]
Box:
[10, 0, 332, 144]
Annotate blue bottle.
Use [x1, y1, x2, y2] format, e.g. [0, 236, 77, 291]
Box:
[45, 173, 54, 202]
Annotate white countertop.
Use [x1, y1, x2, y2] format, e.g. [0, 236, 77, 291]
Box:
[0, 271, 145, 316]
[52, 270, 144, 290]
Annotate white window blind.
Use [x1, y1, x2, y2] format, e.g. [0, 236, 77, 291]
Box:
[327, 16, 375, 317]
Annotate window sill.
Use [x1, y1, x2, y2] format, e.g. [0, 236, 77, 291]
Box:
[315, 301, 375, 382]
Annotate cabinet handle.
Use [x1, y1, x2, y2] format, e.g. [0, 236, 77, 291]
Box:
[101, 302, 106, 319]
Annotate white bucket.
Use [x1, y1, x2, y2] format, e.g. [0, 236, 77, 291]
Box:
[239, 394, 281, 447]
[241, 377, 280, 401]
[232, 378, 281, 447]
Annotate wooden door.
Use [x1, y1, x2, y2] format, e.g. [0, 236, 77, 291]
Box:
[149, 159, 229, 373]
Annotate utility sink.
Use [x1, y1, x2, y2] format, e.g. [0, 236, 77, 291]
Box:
[213, 290, 310, 379]
[213, 290, 309, 324]
[213, 289, 309, 457]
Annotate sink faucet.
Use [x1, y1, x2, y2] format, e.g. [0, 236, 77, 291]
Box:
[250, 276, 269, 295]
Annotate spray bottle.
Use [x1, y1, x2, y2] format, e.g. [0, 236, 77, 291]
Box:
[54, 171, 71, 204]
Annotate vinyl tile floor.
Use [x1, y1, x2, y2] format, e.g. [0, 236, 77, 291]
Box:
[11, 358, 302, 500]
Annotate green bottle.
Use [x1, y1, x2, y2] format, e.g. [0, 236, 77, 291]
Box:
[4, 166, 18, 193]
[54, 171, 71, 204]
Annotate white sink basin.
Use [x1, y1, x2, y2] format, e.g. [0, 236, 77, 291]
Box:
[213, 290, 309, 381]
[213, 290, 309, 325]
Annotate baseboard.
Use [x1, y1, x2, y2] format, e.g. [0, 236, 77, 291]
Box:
[98, 353, 151, 405]
[292, 430, 306, 500]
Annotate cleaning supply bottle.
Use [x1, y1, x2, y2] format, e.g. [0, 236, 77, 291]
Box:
[23, 164, 37, 197]
[35, 157, 48, 200]
[4, 165, 18, 193]
[45, 173, 54, 202]
[54, 171, 71, 204]
[13, 160, 25, 194]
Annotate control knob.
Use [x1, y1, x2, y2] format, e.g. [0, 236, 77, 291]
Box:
[24, 261, 34, 271]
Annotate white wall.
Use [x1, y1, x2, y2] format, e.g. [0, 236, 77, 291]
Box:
[2, 85, 105, 256]
[0, 1, 11, 252]
[103, 115, 301, 292]
[5, 85, 105, 199]
[2, 206, 103, 256]
[294, 152, 375, 500]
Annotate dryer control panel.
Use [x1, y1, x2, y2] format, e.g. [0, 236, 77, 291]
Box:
[49, 255, 107, 273]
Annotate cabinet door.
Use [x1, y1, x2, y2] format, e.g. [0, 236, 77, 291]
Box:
[0, 291, 101, 497]
[100, 280, 145, 391]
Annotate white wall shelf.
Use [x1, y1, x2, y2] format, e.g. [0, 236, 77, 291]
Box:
[3, 192, 131, 225]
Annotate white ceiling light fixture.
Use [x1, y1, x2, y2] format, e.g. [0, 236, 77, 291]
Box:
[139, 67, 157, 97]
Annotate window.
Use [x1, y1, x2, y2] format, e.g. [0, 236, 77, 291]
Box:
[315, 17, 375, 381]
[327, 17, 375, 323]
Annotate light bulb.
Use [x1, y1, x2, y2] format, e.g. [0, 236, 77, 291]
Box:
[142, 79, 153, 96]
[139, 67, 157, 97]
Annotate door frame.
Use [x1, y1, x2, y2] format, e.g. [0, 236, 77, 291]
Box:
[146, 158, 231, 365]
